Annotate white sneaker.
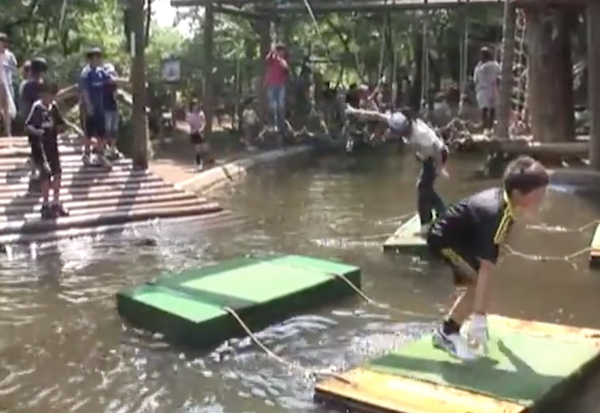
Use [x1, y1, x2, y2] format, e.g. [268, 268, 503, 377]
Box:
[418, 224, 430, 235]
[432, 329, 479, 361]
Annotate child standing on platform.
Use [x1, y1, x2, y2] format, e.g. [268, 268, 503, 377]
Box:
[186, 99, 207, 170]
[25, 81, 69, 219]
[427, 156, 549, 360]
[345, 106, 448, 234]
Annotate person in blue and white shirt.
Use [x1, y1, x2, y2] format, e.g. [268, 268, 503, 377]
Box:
[345, 105, 449, 234]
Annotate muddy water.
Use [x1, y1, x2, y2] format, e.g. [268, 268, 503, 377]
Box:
[0, 152, 599, 413]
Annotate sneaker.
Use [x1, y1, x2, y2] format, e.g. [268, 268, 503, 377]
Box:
[196, 163, 204, 171]
[40, 204, 54, 220]
[432, 328, 478, 361]
[419, 224, 430, 235]
[52, 203, 69, 217]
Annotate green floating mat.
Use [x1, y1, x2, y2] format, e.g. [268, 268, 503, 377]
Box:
[383, 213, 428, 253]
[368, 329, 600, 405]
[117, 255, 361, 348]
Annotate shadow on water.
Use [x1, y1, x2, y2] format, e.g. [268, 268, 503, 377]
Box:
[0, 152, 600, 413]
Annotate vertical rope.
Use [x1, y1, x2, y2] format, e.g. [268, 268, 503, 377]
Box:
[421, 13, 430, 111]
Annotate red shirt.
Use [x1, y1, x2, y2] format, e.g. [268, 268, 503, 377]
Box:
[265, 54, 288, 87]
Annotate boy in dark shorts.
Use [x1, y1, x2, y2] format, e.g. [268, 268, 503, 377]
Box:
[25, 81, 69, 219]
[185, 99, 207, 170]
[427, 156, 549, 360]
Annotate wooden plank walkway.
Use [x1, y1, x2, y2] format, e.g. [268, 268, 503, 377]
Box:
[0, 136, 222, 246]
[315, 315, 600, 413]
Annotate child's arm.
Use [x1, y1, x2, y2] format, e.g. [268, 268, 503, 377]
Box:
[199, 111, 206, 133]
[345, 105, 389, 124]
[25, 104, 50, 168]
[473, 212, 504, 315]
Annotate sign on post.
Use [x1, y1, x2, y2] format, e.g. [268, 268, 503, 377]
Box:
[161, 57, 181, 83]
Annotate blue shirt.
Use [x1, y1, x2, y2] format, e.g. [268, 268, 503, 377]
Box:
[80, 65, 110, 113]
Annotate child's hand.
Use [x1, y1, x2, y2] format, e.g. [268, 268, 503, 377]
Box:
[439, 168, 450, 179]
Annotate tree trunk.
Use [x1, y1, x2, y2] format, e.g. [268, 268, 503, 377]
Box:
[130, 0, 149, 169]
[526, 8, 575, 142]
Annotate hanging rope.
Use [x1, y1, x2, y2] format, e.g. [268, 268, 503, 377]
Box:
[420, 12, 430, 112]
[458, 0, 471, 95]
[376, 13, 390, 84]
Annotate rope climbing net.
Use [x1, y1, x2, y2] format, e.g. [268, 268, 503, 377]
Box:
[509, 8, 529, 135]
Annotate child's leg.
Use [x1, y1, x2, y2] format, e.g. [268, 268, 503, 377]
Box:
[416, 158, 436, 229]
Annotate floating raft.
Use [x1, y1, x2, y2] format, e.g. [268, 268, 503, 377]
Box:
[0, 136, 222, 245]
[116, 255, 361, 347]
[383, 214, 428, 253]
[315, 315, 600, 413]
[590, 224, 600, 267]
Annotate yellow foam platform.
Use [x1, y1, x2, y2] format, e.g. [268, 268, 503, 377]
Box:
[383, 214, 428, 253]
[315, 316, 600, 413]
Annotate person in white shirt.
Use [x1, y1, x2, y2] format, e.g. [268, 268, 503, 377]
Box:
[473, 47, 501, 133]
[186, 99, 207, 170]
[345, 105, 448, 233]
[0, 33, 17, 136]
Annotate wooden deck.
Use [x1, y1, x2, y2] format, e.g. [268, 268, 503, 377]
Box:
[0, 136, 222, 246]
[315, 315, 600, 413]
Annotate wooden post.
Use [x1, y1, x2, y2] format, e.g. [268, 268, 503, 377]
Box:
[130, 0, 149, 169]
[588, 1, 600, 169]
[203, 2, 215, 137]
[526, 8, 574, 143]
[495, 1, 516, 139]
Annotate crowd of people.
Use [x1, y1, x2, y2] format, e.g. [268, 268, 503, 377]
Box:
[0, 32, 127, 219]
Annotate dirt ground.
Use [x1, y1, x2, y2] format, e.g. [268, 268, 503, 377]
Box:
[149, 125, 245, 186]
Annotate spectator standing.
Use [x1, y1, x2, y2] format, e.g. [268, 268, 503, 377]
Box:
[186, 99, 207, 170]
[264, 43, 288, 133]
[0, 33, 17, 136]
[79, 47, 110, 163]
[102, 63, 120, 159]
[473, 46, 501, 134]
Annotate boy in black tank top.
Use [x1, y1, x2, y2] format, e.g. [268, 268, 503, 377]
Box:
[426, 156, 549, 360]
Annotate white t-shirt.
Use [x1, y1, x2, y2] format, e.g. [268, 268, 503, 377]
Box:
[387, 113, 446, 160]
[186, 111, 205, 133]
[473, 61, 501, 93]
[407, 119, 446, 160]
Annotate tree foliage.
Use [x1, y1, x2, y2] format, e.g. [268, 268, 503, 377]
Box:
[0, 0, 504, 108]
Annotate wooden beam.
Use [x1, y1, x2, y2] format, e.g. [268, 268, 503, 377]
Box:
[172, 0, 504, 11]
[214, 5, 269, 19]
[256, 0, 503, 14]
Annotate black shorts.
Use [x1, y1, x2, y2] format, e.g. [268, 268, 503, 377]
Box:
[85, 112, 105, 139]
[190, 132, 204, 145]
[429, 243, 479, 286]
[29, 135, 61, 179]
